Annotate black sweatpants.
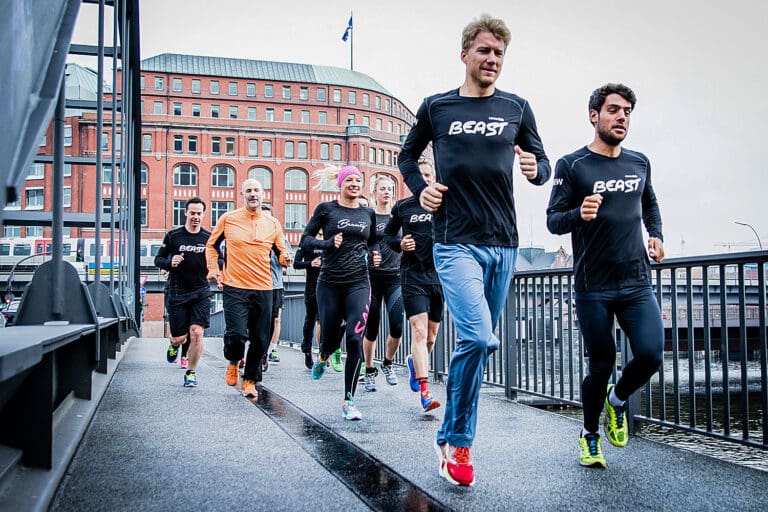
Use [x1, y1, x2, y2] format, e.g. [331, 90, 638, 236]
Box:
[222, 286, 272, 383]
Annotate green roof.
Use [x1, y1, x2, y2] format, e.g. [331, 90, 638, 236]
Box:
[141, 53, 394, 97]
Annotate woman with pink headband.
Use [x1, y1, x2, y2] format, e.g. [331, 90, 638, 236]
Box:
[300, 165, 381, 420]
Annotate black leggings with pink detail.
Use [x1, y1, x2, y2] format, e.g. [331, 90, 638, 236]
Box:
[316, 279, 371, 400]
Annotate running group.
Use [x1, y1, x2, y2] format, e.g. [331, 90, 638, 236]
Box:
[154, 13, 668, 488]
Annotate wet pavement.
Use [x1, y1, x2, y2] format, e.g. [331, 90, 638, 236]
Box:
[48, 337, 768, 511]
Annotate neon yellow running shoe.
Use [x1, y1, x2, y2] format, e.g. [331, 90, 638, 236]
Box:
[579, 432, 606, 468]
[331, 349, 343, 372]
[604, 384, 629, 447]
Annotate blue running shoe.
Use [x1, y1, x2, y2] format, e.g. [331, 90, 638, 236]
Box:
[312, 359, 326, 380]
[166, 343, 179, 363]
[183, 371, 198, 387]
[407, 355, 419, 392]
[420, 389, 441, 412]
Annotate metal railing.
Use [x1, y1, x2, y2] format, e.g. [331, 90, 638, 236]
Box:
[232, 251, 768, 449]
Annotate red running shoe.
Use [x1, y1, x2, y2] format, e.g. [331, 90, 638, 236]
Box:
[435, 441, 475, 486]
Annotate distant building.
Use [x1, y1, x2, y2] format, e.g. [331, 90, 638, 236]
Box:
[516, 246, 572, 271]
[12, 55, 416, 248]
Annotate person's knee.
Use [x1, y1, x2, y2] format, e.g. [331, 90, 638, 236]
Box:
[633, 346, 663, 371]
[189, 325, 204, 340]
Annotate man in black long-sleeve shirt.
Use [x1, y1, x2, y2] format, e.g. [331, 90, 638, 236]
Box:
[546, 83, 664, 469]
[398, 14, 550, 487]
[154, 197, 212, 388]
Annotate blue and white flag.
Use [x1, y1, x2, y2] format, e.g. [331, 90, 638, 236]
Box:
[342, 15, 353, 42]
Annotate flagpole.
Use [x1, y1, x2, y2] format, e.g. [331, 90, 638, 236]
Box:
[350, 11, 354, 71]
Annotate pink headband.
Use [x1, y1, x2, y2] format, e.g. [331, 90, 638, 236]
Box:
[337, 165, 362, 188]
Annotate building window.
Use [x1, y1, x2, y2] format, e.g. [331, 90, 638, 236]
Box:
[264, 84, 273, 98]
[301, 110, 310, 123]
[386, 150, 392, 166]
[385, 99, 391, 112]
[285, 204, 307, 231]
[320, 143, 329, 160]
[362, 116, 370, 126]
[317, 87, 326, 101]
[64, 124, 72, 146]
[298, 141, 308, 159]
[265, 108, 274, 121]
[248, 167, 272, 190]
[63, 187, 71, 208]
[173, 102, 182, 116]
[349, 91, 356, 104]
[283, 109, 292, 122]
[140, 76, 145, 90]
[211, 137, 221, 155]
[388, 120, 393, 132]
[285, 168, 307, 191]
[191, 79, 201, 93]
[210, 80, 219, 95]
[246, 83, 256, 97]
[27, 163, 44, 179]
[299, 87, 309, 100]
[172, 200, 186, 226]
[173, 135, 183, 153]
[142, 134, 152, 152]
[4, 226, 21, 237]
[140, 199, 147, 226]
[211, 164, 235, 188]
[103, 164, 120, 184]
[188, 136, 198, 154]
[153, 101, 163, 115]
[27, 226, 44, 237]
[225, 137, 235, 156]
[333, 144, 341, 161]
[101, 132, 109, 151]
[363, 93, 370, 107]
[284, 141, 294, 159]
[248, 139, 258, 157]
[26, 188, 44, 209]
[369, 147, 375, 163]
[140, 163, 148, 184]
[173, 163, 197, 186]
[172, 78, 182, 92]
[154, 76, 164, 91]
[262, 140, 272, 157]
[378, 149, 384, 164]
[333, 89, 341, 103]
[282, 85, 291, 99]
[375, 96, 381, 109]
[229, 106, 238, 119]
[211, 201, 234, 226]
[318, 111, 327, 124]
[248, 107, 257, 121]
[192, 103, 201, 117]
[228, 81, 238, 96]
[211, 104, 220, 118]
[64, 163, 71, 177]
[347, 114, 355, 125]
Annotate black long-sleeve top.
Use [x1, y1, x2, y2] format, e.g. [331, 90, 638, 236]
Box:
[292, 246, 322, 295]
[368, 212, 400, 279]
[300, 201, 380, 285]
[398, 88, 550, 247]
[154, 226, 212, 301]
[546, 146, 663, 292]
[383, 196, 439, 285]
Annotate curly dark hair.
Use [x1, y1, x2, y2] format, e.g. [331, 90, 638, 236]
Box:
[588, 83, 637, 113]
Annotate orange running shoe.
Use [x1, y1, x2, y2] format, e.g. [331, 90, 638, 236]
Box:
[225, 363, 239, 386]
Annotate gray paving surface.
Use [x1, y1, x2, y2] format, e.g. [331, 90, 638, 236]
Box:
[52, 337, 768, 511]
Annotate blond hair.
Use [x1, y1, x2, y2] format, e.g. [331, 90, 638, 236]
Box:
[461, 14, 511, 50]
[369, 173, 396, 207]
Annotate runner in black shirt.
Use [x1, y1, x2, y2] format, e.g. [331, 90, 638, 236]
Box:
[384, 159, 444, 412]
[362, 174, 404, 391]
[301, 165, 380, 421]
[293, 243, 322, 369]
[398, 15, 550, 487]
[546, 83, 664, 469]
[154, 197, 212, 388]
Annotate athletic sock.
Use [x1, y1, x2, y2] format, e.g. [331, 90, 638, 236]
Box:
[383, 358, 393, 366]
[268, 342, 277, 352]
[418, 377, 429, 393]
[366, 367, 377, 374]
[582, 427, 598, 437]
[609, 387, 626, 407]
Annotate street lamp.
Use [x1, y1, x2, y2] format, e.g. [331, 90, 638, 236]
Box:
[735, 221, 763, 250]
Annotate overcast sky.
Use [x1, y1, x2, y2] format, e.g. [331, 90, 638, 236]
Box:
[74, 0, 767, 256]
